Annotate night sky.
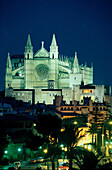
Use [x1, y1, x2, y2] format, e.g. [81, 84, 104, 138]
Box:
[0, 0, 112, 91]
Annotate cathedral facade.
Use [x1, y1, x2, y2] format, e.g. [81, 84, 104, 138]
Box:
[5, 34, 93, 90]
[6, 34, 108, 105]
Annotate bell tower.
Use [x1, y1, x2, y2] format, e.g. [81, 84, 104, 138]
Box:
[5, 53, 12, 89]
[24, 34, 33, 59]
[49, 34, 59, 88]
[50, 34, 58, 59]
[24, 34, 34, 89]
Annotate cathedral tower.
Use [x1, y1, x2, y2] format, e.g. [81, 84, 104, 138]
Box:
[24, 34, 33, 59]
[5, 53, 12, 89]
[49, 34, 59, 88]
[50, 34, 58, 59]
[24, 34, 34, 89]
[72, 52, 80, 73]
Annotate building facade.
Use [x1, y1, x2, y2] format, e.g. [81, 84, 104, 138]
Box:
[5, 34, 111, 104]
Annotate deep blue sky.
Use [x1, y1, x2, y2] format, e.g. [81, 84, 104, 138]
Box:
[0, 0, 112, 91]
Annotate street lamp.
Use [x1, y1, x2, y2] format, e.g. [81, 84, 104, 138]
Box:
[43, 149, 48, 154]
[5, 150, 8, 154]
[74, 121, 77, 125]
[18, 148, 21, 152]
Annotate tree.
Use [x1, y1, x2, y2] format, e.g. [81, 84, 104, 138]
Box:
[74, 148, 103, 170]
[13, 129, 43, 150]
[0, 126, 9, 163]
[44, 142, 62, 170]
[36, 113, 62, 169]
[59, 121, 85, 169]
[87, 123, 98, 150]
[36, 113, 62, 141]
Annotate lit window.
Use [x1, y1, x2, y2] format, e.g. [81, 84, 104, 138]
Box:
[18, 93, 20, 96]
[90, 89, 93, 93]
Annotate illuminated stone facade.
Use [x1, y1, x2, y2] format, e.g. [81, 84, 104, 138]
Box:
[5, 34, 110, 104]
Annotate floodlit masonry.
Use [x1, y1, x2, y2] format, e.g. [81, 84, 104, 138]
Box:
[5, 34, 111, 104]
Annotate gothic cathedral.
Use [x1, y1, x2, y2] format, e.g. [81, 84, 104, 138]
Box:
[5, 34, 93, 91]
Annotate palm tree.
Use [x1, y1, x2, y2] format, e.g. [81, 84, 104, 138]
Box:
[87, 123, 98, 150]
[44, 142, 62, 170]
[73, 148, 103, 170]
[59, 122, 85, 169]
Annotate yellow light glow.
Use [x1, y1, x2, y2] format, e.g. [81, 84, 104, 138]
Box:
[91, 96, 95, 102]
[82, 89, 93, 93]
[109, 121, 112, 125]
[33, 123, 36, 126]
[43, 149, 48, 153]
[88, 145, 91, 150]
[64, 147, 67, 151]
[60, 128, 64, 132]
[74, 121, 77, 125]
[84, 145, 87, 149]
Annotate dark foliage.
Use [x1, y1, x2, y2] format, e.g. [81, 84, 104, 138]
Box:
[0, 125, 9, 163]
[36, 114, 62, 140]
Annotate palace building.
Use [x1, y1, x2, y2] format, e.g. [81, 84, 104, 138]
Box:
[5, 34, 111, 104]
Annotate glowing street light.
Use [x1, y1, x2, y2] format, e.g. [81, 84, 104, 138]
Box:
[18, 148, 21, 152]
[60, 144, 64, 148]
[64, 147, 67, 151]
[74, 121, 77, 125]
[109, 121, 112, 125]
[88, 145, 92, 151]
[43, 149, 48, 154]
[5, 150, 8, 154]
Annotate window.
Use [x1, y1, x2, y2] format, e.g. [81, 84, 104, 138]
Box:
[43, 100, 45, 104]
[52, 54, 54, 59]
[18, 93, 20, 96]
[22, 93, 24, 96]
[48, 80, 54, 89]
[27, 54, 29, 59]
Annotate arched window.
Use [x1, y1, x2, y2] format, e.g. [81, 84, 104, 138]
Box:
[52, 54, 54, 59]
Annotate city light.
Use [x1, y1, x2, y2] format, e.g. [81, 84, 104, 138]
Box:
[43, 149, 48, 154]
[18, 148, 21, 152]
[60, 144, 64, 148]
[74, 121, 77, 125]
[105, 141, 108, 145]
[4, 150, 8, 154]
[109, 121, 112, 125]
[88, 145, 92, 150]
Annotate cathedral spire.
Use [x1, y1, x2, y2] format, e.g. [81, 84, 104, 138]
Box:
[51, 34, 57, 46]
[25, 34, 33, 59]
[6, 53, 12, 68]
[26, 34, 32, 47]
[73, 52, 79, 73]
[5, 53, 12, 89]
[50, 34, 58, 59]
